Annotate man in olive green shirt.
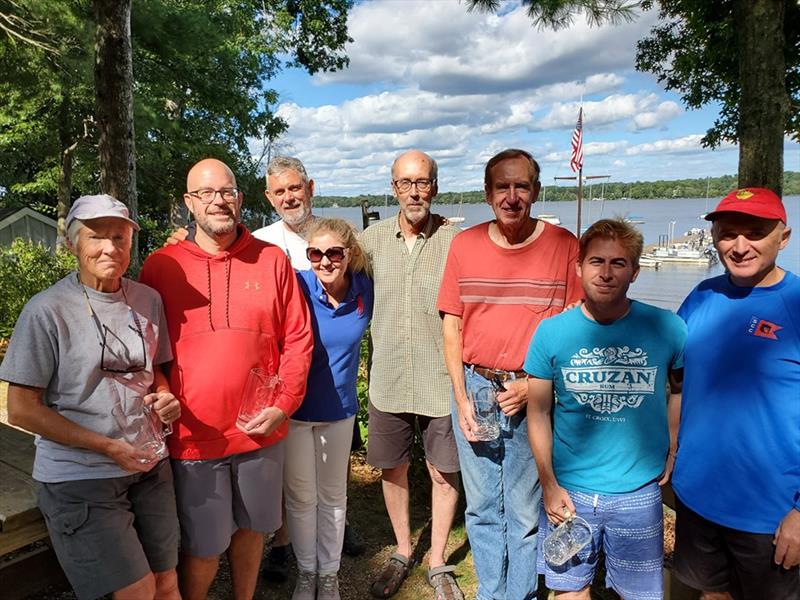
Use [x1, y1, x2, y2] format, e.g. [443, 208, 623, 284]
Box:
[360, 150, 463, 599]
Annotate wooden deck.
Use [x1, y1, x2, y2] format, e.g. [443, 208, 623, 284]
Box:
[0, 382, 69, 599]
[0, 422, 48, 555]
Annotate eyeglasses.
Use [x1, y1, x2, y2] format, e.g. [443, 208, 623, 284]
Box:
[393, 178, 435, 193]
[187, 188, 239, 204]
[100, 322, 146, 373]
[79, 276, 146, 373]
[306, 246, 348, 263]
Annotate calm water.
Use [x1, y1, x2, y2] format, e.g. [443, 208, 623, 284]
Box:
[315, 196, 800, 311]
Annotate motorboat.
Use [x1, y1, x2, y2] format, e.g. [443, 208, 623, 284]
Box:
[639, 256, 661, 269]
[536, 213, 561, 225]
[643, 243, 717, 266]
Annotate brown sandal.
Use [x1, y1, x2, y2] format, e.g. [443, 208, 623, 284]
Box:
[370, 553, 413, 598]
[427, 565, 465, 600]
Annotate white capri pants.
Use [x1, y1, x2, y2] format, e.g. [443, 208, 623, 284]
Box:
[283, 416, 355, 574]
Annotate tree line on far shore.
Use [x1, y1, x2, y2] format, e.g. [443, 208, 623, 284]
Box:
[312, 171, 800, 208]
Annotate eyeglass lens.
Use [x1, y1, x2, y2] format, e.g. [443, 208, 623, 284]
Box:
[394, 179, 433, 192]
[190, 188, 238, 203]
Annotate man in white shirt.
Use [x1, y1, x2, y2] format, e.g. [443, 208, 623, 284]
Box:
[252, 156, 316, 269]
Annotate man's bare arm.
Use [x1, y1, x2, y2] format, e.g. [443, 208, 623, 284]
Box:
[659, 367, 683, 485]
[527, 376, 574, 524]
[442, 313, 478, 442]
[164, 227, 189, 246]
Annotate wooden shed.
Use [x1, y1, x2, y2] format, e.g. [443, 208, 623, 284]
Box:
[0, 207, 58, 249]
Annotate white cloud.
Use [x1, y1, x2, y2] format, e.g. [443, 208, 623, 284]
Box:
[318, 1, 659, 95]
[625, 135, 706, 155]
[537, 94, 682, 131]
[252, 1, 740, 195]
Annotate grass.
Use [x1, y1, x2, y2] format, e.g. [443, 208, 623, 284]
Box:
[243, 454, 479, 600]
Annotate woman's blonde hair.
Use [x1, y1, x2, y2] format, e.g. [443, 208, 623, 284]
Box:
[306, 217, 370, 275]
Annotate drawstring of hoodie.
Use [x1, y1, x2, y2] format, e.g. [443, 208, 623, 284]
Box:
[205, 256, 232, 331]
[206, 260, 214, 331]
[225, 258, 231, 328]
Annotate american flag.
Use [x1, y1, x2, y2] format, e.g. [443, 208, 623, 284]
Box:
[570, 107, 583, 173]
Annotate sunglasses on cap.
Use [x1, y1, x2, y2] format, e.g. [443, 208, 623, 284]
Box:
[306, 246, 348, 263]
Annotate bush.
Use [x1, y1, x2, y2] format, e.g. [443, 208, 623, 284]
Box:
[0, 239, 77, 338]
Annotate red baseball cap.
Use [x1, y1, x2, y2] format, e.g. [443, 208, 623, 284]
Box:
[705, 187, 786, 224]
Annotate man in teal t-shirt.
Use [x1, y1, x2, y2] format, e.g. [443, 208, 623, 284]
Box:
[524, 218, 685, 600]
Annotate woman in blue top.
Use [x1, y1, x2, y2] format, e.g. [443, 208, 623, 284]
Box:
[285, 218, 373, 600]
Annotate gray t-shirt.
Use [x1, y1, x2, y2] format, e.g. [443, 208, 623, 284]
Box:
[0, 273, 172, 482]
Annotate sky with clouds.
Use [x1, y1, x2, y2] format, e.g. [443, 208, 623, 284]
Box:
[261, 0, 799, 196]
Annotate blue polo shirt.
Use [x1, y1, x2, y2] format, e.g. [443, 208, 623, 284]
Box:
[293, 269, 373, 422]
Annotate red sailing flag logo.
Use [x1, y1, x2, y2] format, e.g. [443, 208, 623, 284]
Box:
[752, 319, 782, 340]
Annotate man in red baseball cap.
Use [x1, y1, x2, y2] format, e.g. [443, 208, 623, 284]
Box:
[704, 186, 788, 224]
[671, 187, 798, 599]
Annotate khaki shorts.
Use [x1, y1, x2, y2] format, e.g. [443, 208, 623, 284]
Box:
[171, 444, 284, 557]
[366, 401, 460, 473]
[37, 459, 178, 600]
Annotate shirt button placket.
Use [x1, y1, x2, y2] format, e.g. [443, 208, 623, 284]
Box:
[405, 265, 413, 408]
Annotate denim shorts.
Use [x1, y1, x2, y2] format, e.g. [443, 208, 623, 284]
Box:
[538, 482, 664, 600]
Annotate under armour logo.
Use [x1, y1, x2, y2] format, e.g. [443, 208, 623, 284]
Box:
[748, 316, 782, 340]
[244, 281, 260, 290]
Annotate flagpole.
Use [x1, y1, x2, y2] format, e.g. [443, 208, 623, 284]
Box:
[576, 167, 583, 237]
[569, 105, 584, 236]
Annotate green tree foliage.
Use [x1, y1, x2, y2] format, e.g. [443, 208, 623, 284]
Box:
[0, 0, 352, 259]
[635, 1, 799, 158]
[0, 0, 60, 52]
[467, 0, 798, 196]
[466, 0, 638, 28]
[0, 1, 95, 208]
[0, 238, 77, 337]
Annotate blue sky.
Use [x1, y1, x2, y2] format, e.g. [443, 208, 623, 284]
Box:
[259, 0, 799, 196]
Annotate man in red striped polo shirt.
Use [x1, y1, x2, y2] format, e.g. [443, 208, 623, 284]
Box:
[438, 148, 582, 600]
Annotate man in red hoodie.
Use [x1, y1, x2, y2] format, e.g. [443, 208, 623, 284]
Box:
[140, 158, 313, 600]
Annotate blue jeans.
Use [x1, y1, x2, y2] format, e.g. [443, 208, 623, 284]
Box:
[453, 367, 541, 600]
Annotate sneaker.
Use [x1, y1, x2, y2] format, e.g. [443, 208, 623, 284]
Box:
[262, 543, 293, 583]
[342, 523, 366, 556]
[317, 573, 341, 600]
[291, 570, 317, 600]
